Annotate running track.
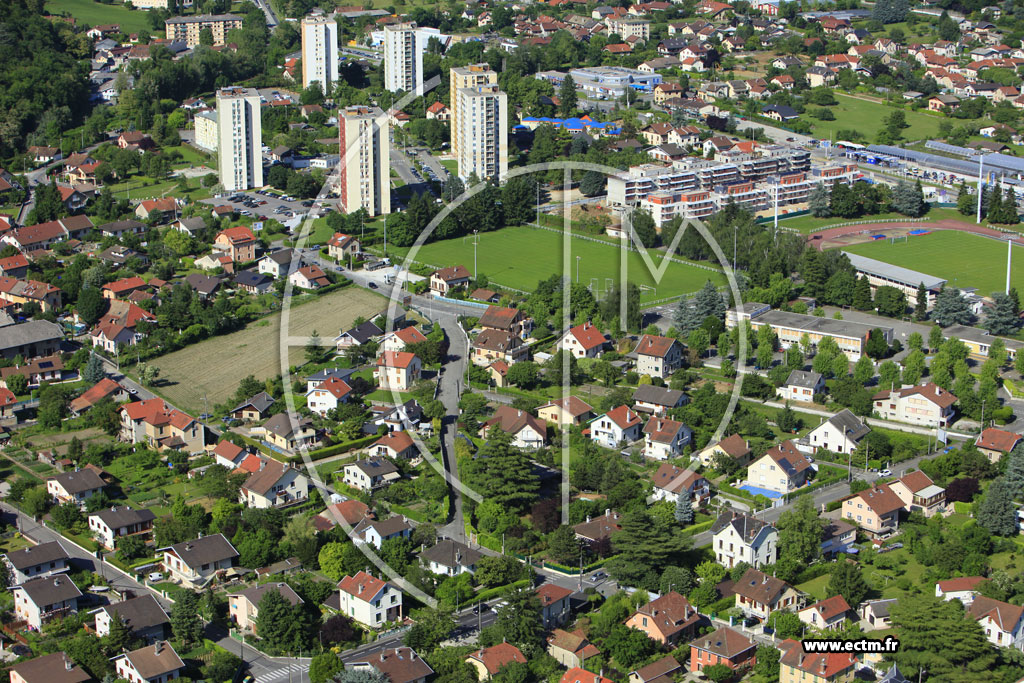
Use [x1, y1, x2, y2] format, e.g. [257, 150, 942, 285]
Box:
[808, 219, 1024, 250]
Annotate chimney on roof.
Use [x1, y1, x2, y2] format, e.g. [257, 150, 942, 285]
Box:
[798, 653, 804, 666]
[64, 657, 73, 672]
[155, 641, 163, 655]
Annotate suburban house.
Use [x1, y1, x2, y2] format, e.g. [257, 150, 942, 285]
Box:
[346, 648, 433, 683]
[336, 571, 403, 627]
[976, 427, 1022, 462]
[159, 534, 239, 587]
[590, 405, 642, 448]
[859, 599, 897, 631]
[379, 327, 428, 355]
[9, 653, 89, 683]
[778, 640, 856, 683]
[478, 306, 533, 340]
[312, 500, 373, 533]
[547, 629, 601, 670]
[632, 384, 688, 416]
[420, 539, 482, 576]
[13, 575, 82, 629]
[429, 266, 471, 295]
[478, 405, 547, 449]
[557, 322, 607, 359]
[889, 470, 945, 517]
[4, 541, 70, 584]
[352, 516, 413, 549]
[46, 469, 105, 508]
[375, 351, 422, 391]
[214, 226, 257, 263]
[239, 460, 309, 509]
[327, 233, 360, 261]
[112, 641, 185, 683]
[968, 597, 1024, 649]
[93, 595, 170, 642]
[871, 383, 957, 427]
[135, 197, 176, 222]
[820, 519, 858, 557]
[777, 370, 825, 402]
[465, 644, 527, 680]
[642, 417, 692, 460]
[651, 462, 710, 505]
[633, 334, 683, 379]
[630, 656, 682, 683]
[746, 440, 812, 494]
[936, 576, 987, 605]
[228, 582, 304, 635]
[119, 399, 207, 454]
[254, 413, 320, 454]
[306, 377, 352, 416]
[335, 321, 384, 351]
[371, 431, 417, 460]
[699, 433, 752, 467]
[230, 392, 276, 422]
[573, 510, 621, 548]
[471, 329, 529, 366]
[290, 265, 330, 290]
[798, 595, 851, 631]
[1, 356, 65, 389]
[258, 249, 296, 279]
[624, 592, 701, 645]
[70, 378, 130, 416]
[805, 409, 870, 454]
[343, 458, 401, 491]
[0, 278, 61, 313]
[689, 627, 756, 675]
[537, 584, 573, 628]
[733, 568, 800, 619]
[102, 276, 147, 300]
[88, 506, 156, 550]
[711, 510, 777, 569]
[0, 320, 64, 360]
[537, 396, 594, 427]
[842, 483, 903, 538]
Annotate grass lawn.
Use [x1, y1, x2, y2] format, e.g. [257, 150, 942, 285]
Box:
[147, 287, 386, 414]
[440, 160, 458, 174]
[44, 0, 153, 32]
[107, 177, 180, 200]
[809, 94, 946, 143]
[166, 145, 212, 168]
[780, 207, 982, 234]
[842, 229, 1024, 295]
[797, 573, 831, 601]
[389, 225, 725, 303]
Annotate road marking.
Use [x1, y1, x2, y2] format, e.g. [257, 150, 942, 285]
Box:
[254, 664, 308, 683]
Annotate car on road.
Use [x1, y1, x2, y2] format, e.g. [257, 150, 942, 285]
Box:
[879, 469, 892, 477]
[368, 282, 378, 289]
[590, 571, 608, 581]
[128, 387, 138, 395]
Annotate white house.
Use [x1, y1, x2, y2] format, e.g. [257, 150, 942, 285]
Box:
[420, 539, 482, 576]
[745, 440, 812, 494]
[112, 642, 184, 683]
[777, 370, 825, 402]
[650, 462, 711, 505]
[375, 351, 422, 391]
[352, 516, 413, 549]
[228, 582, 304, 635]
[805, 409, 869, 454]
[632, 384, 688, 417]
[88, 507, 156, 550]
[46, 469, 105, 508]
[968, 597, 1024, 649]
[4, 541, 70, 584]
[336, 571, 403, 627]
[591, 405, 642, 449]
[798, 595, 851, 631]
[710, 510, 777, 569]
[159, 534, 239, 587]
[12, 575, 82, 629]
[642, 417, 692, 460]
[239, 460, 310, 509]
[872, 382, 957, 427]
[370, 431, 418, 460]
[93, 595, 169, 642]
[936, 576, 987, 606]
[258, 249, 296, 279]
[478, 405, 547, 449]
[379, 326, 428, 355]
[305, 377, 352, 416]
[343, 458, 401, 491]
[557, 322, 607, 359]
[633, 334, 683, 379]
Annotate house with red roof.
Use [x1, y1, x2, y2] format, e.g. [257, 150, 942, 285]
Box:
[872, 382, 957, 427]
[625, 591, 701, 645]
[70, 378, 130, 416]
[798, 595, 851, 631]
[119, 398, 207, 454]
[375, 351, 422, 391]
[633, 334, 683, 379]
[537, 396, 594, 427]
[370, 430, 417, 460]
[560, 669, 612, 683]
[547, 630, 600, 669]
[478, 405, 547, 449]
[591, 405, 642, 448]
[465, 644, 526, 679]
[779, 640, 856, 682]
[537, 584, 572, 627]
[135, 197, 176, 222]
[557, 322, 607, 359]
[842, 483, 903, 538]
[289, 264, 330, 290]
[976, 427, 1022, 463]
[312, 500, 373, 532]
[690, 627, 756, 674]
[429, 265, 471, 295]
[746, 439, 812, 494]
[102, 276, 148, 300]
[380, 326, 428, 355]
[90, 300, 157, 353]
[214, 226, 256, 263]
[936, 576, 986, 606]
[643, 417, 692, 460]
[0, 254, 29, 279]
[305, 376, 352, 416]
[426, 101, 450, 121]
[327, 232, 360, 261]
[650, 461, 709, 503]
[336, 571, 402, 627]
[968, 596, 1024, 649]
[0, 277, 61, 312]
[889, 470, 945, 517]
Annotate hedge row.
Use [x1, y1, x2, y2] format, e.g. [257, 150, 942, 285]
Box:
[295, 435, 379, 462]
[680, 519, 716, 538]
[476, 579, 532, 602]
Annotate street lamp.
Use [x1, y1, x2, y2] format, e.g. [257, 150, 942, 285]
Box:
[473, 230, 479, 279]
[576, 255, 581, 283]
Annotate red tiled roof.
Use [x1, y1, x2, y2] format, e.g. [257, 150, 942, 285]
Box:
[779, 640, 855, 678]
[394, 327, 427, 345]
[897, 470, 933, 494]
[633, 334, 678, 358]
[378, 351, 417, 369]
[802, 595, 850, 621]
[872, 382, 957, 408]
[536, 583, 572, 606]
[103, 276, 146, 295]
[338, 570, 389, 601]
[855, 483, 904, 516]
[977, 427, 1021, 453]
[373, 430, 415, 454]
[560, 669, 612, 683]
[70, 378, 122, 412]
[937, 576, 986, 593]
[467, 643, 526, 675]
[605, 405, 641, 430]
[567, 322, 605, 350]
[315, 376, 352, 399]
[217, 226, 256, 244]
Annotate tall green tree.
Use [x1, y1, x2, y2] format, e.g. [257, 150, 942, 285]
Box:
[932, 287, 974, 327]
[827, 562, 869, 607]
[888, 594, 996, 682]
[852, 276, 873, 310]
[914, 282, 928, 321]
[607, 508, 686, 590]
[674, 488, 694, 524]
[495, 586, 544, 657]
[170, 590, 203, 649]
[986, 292, 1019, 336]
[470, 429, 540, 512]
[977, 478, 1018, 536]
[775, 496, 821, 579]
[558, 74, 578, 116]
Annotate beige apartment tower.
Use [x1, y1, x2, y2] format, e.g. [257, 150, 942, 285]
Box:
[165, 14, 243, 47]
[301, 11, 339, 92]
[449, 64, 498, 163]
[455, 84, 508, 183]
[216, 87, 263, 192]
[338, 106, 391, 217]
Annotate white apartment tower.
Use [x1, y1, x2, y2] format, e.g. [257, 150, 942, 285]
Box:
[455, 84, 508, 183]
[383, 22, 435, 94]
[216, 87, 263, 192]
[301, 11, 339, 93]
[338, 106, 391, 217]
[450, 64, 498, 163]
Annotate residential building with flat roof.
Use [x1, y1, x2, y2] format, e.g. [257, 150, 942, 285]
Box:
[165, 14, 243, 47]
[338, 106, 390, 216]
[301, 11, 339, 92]
[216, 87, 263, 192]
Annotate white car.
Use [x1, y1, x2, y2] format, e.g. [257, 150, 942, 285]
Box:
[879, 469, 892, 477]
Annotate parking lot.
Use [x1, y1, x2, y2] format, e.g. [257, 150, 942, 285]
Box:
[200, 189, 314, 223]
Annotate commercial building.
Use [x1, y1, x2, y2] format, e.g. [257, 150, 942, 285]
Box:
[536, 67, 661, 99]
[450, 64, 498, 163]
[454, 84, 508, 182]
[165, 14, 243, 47]
[843, 252, 946, 310]
[301, 11, 339, 92]
[384, 22, 439, 95]
[727, 306, 893, 361]
[338, 106, 391, 216]
[216, 87, 263, 192]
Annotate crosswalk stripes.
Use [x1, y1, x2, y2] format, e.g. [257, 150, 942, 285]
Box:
[254, 663, 308, 683]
